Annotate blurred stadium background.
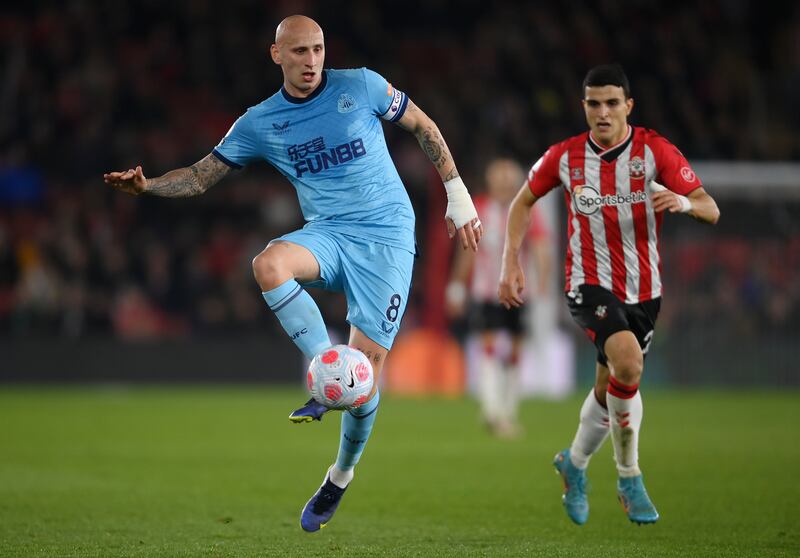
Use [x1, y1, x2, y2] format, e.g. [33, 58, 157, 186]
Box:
[1, 0, 797, 387]
[2, 2, 799, 557]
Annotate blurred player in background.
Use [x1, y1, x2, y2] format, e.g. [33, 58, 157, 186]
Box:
[446, 158, 551, 438]
[499, 64, 719, 525]
[104, 15, 482, 532]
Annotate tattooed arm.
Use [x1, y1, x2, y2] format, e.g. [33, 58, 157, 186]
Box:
[395, 100, 459, 182]
[103, 153, 233, 197]
[395, 99, 482, 250]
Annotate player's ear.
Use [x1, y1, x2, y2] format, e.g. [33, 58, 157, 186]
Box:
[626, 97, 634, 115]
[270, 44, 281, 65]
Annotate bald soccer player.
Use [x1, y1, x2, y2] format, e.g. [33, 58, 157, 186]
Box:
[104, 15, 482, 532]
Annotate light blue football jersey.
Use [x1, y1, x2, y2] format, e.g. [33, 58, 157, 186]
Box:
[213, 68, 415, 252]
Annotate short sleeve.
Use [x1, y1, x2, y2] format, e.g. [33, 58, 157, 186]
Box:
[647, 132, 702, 196]
[527, 146, 563, 198]
[212, 110, 260, 169]
[363, 68, 408, 122]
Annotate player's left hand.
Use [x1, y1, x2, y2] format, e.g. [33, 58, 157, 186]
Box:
[446, 216, 483, 252]
[652, 190, 681, 213]
[650, 186, 692, 217]
[444, 181, 482, 251]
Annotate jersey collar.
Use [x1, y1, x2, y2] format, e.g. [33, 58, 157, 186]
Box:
[281, 70, 328, 104]
[589, 125, 633, 162]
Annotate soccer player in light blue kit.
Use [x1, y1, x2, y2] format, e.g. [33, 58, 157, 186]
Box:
[104, 15, 483, 532]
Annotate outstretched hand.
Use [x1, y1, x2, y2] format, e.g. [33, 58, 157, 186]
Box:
[104, 165, 147, 195]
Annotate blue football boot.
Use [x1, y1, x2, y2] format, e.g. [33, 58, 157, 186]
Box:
[617, 475, 659, 524]
[553, 449, 589, 525]
[300, 469, 348, 532]
[289, 397, 330, 423]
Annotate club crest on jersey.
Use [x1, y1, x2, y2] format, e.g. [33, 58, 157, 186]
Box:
[571, 167, 584, 182]
[628, 156, 645, 179]
[272, 121, 291, 135]
[337, 93, 358, 113]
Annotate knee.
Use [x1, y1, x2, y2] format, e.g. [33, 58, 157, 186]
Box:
[610, 354, 643, 386]
[252, 247, 290, 291]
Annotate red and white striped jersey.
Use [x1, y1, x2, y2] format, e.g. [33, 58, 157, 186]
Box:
[470, 194, 549, 302]
[527, 126, 701, 304]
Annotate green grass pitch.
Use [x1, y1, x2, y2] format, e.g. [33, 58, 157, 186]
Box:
[1, 387, 798, 557]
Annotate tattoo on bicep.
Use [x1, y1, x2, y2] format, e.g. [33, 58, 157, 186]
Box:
[405, 101, 420, 114]
[395, 101, 421, 132]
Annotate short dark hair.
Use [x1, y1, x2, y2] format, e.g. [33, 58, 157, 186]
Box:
[582, 64, 631, 99]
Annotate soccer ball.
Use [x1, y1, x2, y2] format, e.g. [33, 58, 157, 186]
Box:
[307, 345, 374, 410]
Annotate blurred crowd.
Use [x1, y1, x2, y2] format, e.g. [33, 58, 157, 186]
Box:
[659, 220, 800, 344]
[0, 1, 798, 341]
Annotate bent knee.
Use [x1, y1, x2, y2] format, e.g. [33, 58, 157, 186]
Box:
[252, 247, 292, 291]
[609, 355, 643, 385]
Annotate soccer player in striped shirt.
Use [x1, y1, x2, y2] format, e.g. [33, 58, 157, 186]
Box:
[498, 64, 719, 525]
[446, 158, 552, 438]
[104, 15, 482, 532]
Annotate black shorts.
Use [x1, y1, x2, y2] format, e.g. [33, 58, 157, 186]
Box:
[469, 302, 525, 335]
[565, 284, 660, 366]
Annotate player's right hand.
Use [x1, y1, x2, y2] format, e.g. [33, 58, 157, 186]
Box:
[498, 258, 526, 309]
[104, 165, 147, 195]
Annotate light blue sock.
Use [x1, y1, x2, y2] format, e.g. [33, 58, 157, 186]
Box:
[335, 390, 380, 472]
[262, 279, 331, 360]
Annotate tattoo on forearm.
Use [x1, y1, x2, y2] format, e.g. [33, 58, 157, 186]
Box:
[146, 153, 232, 197]
[417, 127, 448, 170]
[443, 168, 459, 181]
[399, 100, 458, 180]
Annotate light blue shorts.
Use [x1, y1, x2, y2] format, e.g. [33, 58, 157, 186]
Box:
[276, 226, 415, 350]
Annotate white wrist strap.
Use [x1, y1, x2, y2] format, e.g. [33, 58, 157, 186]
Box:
[650, 181, 691, 213]
[444, 176, 467, 194]
[677, 195, 692, 213]
[443, 176, 477, 229]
